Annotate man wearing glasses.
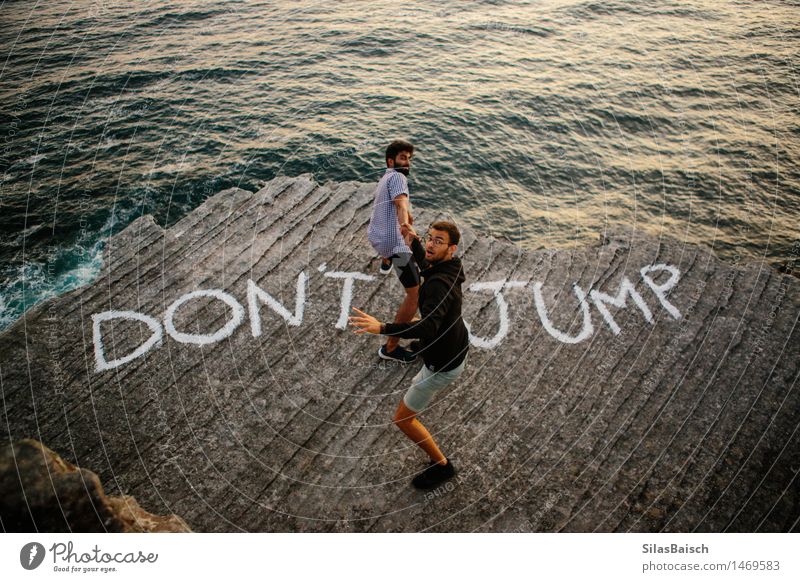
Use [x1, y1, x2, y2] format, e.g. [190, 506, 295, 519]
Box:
[349, 221, 468, 490]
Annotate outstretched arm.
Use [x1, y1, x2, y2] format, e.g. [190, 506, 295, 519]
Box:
[402, 225, 427, 267]
[383, 279, 449, 341]
[394, 194, 412, 227]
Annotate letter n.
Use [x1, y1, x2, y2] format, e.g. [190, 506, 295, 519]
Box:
[247, 273, 307, 337]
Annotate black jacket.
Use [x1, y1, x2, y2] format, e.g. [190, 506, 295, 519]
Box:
[383, 237, 469, 372]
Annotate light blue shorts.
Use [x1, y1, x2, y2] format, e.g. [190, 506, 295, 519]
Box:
[403, 356, 467, 412]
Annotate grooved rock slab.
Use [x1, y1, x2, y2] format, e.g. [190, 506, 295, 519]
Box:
[1, 174, 798, 532]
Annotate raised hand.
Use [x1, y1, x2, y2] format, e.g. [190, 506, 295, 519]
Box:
[348, 307, 382, 334]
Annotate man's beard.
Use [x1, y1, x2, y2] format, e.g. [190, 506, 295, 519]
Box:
[425, 250, 442, 264]
[394, 165, 410, 176]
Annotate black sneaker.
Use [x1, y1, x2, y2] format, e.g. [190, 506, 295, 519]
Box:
[378, 345, 416, 363]
[379, 260, 392, 275]
[407, 340, 422, 356]
[412, 459, 456, 490]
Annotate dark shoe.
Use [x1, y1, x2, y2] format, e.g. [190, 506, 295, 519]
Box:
[407, 340, 422, 356]
[378, 345, 416, 363]
[379, 260, 392, 275]
[412, 459, 456, 490]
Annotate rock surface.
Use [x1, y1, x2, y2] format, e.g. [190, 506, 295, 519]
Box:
[0, 439, 190, 532]
[0, 174, 797, 532]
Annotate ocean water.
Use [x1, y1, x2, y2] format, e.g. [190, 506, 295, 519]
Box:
[1, 0, 798, 330]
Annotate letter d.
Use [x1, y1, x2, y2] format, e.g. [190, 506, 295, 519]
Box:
[92, 311, 163, 372]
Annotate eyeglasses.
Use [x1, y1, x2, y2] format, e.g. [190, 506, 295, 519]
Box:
[422, 235, 450, 246]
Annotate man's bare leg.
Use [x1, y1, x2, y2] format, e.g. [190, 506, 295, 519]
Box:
[393, 401, 447, 465]
[385, 286, 418, 352]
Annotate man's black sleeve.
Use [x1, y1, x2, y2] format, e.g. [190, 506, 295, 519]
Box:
[383, 279, 449, 340]
[410, 236, 427, 269]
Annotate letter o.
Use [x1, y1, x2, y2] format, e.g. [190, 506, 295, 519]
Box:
[164, 289, 245, 345]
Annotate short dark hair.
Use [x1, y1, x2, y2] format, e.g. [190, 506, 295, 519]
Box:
[430, 221, 461, 246]
[385, 139, 414, 163]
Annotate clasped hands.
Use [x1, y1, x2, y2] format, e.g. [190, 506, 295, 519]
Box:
[400, 221, 418, 245]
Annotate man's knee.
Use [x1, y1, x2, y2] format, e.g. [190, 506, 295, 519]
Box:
[405, 285, 419, 298]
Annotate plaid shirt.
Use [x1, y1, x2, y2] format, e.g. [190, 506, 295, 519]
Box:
[367, 168, 411, 258]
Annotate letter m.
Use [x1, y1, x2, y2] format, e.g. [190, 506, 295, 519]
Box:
[589, 277, 653, 335]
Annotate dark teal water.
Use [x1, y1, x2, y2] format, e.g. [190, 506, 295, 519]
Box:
[1, 0, 798, 329]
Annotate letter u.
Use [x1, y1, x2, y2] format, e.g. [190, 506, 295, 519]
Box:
[532, 282, 594, 344]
